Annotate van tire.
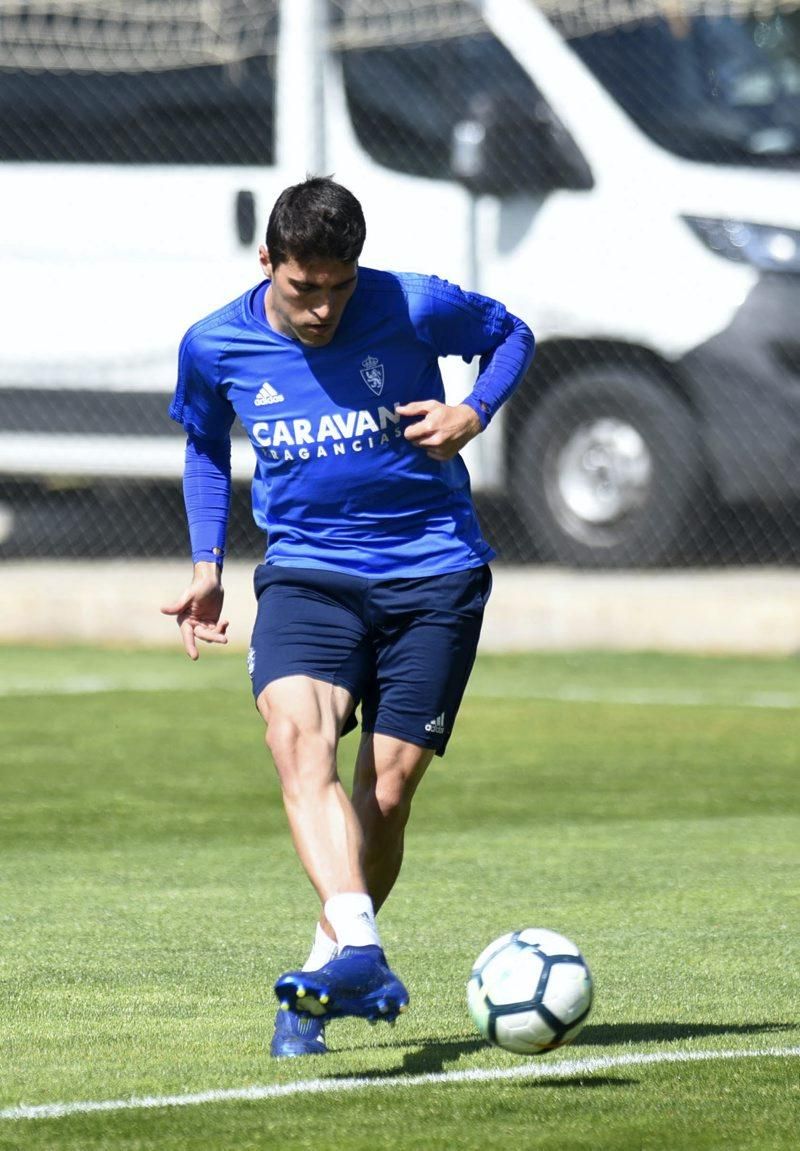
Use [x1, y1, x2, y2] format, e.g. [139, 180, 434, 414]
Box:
[510, 368, 706, 568]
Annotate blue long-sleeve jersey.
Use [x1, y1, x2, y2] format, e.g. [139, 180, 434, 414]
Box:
[170, 267, 534, 577]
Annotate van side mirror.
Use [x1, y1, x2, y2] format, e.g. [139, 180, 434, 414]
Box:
[451, 94, 593, 196]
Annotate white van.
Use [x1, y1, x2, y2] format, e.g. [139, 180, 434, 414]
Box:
[1, 0, 799, 565]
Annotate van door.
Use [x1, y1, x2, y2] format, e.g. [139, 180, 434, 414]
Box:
[325, 0, 553, 485]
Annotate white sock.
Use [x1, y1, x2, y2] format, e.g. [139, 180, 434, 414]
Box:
[323, 893, 381, 950]
[302, 923, 338, 972]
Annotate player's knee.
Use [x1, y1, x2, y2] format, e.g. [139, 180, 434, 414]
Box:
[264, 714, 335, 795]
[264, 710, 296, 761]
[351, 774, 405, 833]
[375, 742, 431, 815]
[372, 762, 421, 825]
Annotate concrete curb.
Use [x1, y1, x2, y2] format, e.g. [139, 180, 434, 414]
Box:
[3, 559, 800, 655]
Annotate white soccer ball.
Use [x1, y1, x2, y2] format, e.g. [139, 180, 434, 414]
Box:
[467, 928, 593, 1055]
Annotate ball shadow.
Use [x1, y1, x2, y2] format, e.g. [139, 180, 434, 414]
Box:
[577, 1020, 795, 1046]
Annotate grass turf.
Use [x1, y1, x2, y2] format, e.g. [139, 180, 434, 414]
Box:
[0, 646, 798, 1149]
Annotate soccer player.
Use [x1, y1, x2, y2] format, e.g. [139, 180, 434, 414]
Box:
[163, 177, 535, 1057]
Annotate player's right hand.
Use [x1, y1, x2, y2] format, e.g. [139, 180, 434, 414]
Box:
[161, 564, 229, 660]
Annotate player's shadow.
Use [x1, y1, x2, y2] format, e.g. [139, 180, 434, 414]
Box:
[577, 1021, 794, 1046]
[398, 1037, 488, 1076]
[330, 1020, 795, 1081]
[330, 1035, 486, 1078]
[331, 1038, 638, 1086]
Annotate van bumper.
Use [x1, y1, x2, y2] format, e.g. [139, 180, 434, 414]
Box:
[677, 273, 800, 504]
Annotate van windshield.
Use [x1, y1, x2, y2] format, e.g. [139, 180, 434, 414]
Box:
[563, 12, 800, 166]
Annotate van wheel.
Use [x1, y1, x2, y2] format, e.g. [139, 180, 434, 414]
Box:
[510, 368, 706, 568]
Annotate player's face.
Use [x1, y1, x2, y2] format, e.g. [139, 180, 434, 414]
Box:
[260, 248, 358, 347]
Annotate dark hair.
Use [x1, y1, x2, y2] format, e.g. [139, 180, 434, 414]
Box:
[266, 176, 366, 268]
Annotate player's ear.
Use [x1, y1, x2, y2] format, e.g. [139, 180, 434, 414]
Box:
[258, 245, 272, 279]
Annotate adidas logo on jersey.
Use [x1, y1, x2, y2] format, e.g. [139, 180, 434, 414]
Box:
[425, 712, 446, 735]
[254, 381, 285, 406]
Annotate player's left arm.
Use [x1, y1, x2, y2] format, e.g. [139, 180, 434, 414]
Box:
[396, 398, 483, 461]
[399, 309, 535, 461]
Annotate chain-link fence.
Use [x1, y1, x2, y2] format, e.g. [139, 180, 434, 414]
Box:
[1, 0, 799, 567]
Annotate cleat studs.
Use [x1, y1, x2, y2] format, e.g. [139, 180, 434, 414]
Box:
[319, 993, 329, 1005]
[280, 1000, 290, 1012]
[296, 986, 306, 998]
[398, 1003, 408, 1014]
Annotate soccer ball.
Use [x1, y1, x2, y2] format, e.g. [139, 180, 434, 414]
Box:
[467, 928, 593, 1055]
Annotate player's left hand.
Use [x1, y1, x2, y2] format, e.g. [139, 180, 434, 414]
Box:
[396, 400, 482, 461]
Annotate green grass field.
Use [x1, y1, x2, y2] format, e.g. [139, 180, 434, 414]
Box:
[1, 645, 798, 1150]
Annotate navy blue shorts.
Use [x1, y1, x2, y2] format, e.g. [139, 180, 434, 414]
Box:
[248, 564, 492, 756]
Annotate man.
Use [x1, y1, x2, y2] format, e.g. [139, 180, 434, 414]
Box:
[163, 177, 534, 1057]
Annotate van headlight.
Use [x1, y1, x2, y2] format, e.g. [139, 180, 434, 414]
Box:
[683, 216, 800, 273]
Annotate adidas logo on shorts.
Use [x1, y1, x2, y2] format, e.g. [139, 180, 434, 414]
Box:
[254, 381, 285, 406]
[425, 712, 446, 735]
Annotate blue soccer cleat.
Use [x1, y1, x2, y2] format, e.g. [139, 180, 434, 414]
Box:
[270, 1007, 328, 1058]
[274, 944, 409, 1023]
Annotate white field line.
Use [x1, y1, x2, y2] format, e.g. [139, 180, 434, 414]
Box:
[2, 1046, 798, 1122]
[2, 676, 799, 710]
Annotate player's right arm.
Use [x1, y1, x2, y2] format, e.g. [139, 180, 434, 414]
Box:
[163, 327, 236, 658]
[161, 431, 232, 659]
[161, 558, 228, 661]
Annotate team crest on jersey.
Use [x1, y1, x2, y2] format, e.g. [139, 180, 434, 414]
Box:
[360, 354, 384, 396]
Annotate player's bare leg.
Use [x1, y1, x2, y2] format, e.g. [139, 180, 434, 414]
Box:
[257, 675, 366, 903]
[350, 732, 434, 913]
[273, 733, 429, 1030]
[306, 732, 432, 962]
[260, 676, 409, 1028]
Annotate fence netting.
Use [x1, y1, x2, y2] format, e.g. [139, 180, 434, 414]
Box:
[1, 0, 799, 567]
